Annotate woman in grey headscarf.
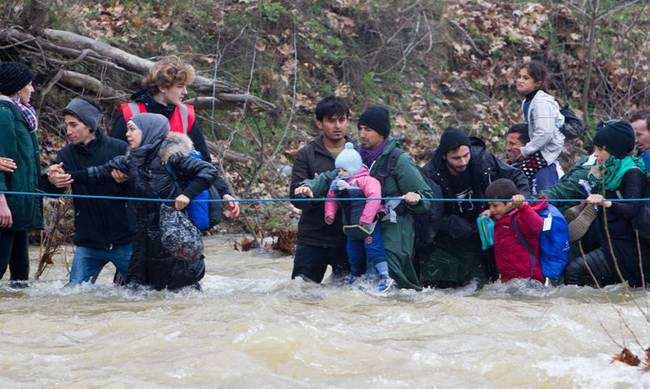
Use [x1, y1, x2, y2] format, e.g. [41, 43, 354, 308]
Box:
[72, 113, 219, 290]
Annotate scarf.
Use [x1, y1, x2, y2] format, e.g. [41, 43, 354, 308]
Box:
[588, 155, 645, 192]
[359, 140, 386, 167]
[128, 113, 170, 161]
[11, 96, 38, 132]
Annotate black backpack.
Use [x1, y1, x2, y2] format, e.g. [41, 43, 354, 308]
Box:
[559, 105, 586, 140]
[373, 148, 445, 246]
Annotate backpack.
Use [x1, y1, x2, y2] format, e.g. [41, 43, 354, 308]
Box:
[165, 150, 222, 231]
[512, 204, 570, 281]
[559, 105, 586, 140]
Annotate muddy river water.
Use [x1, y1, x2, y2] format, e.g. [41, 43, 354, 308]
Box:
[1, 236, 648, 388]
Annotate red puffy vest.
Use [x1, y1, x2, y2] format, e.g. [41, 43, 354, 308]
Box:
[119, 102, 195, 134]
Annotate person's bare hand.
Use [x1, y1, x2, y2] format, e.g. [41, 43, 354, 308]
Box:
[402, 192, 421, 205]
[47, 164, 73, 188]
[0, 157, 17, 173]
[111, 169, 128, 183]
[222, 194, 240, 219]
[294, 186, 314, 198]
[174, 194, 190, 210]
[479, 209, 491, 218]
[47, 162, 65, 175]
[511, 194, 526, 208]
[586, 193, 612, 208]
[0, 195, 12, 228]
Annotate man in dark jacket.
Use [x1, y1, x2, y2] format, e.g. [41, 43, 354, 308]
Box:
[44, 98, 135, 285]
[418, 127, 530, 288]
[288, 96, 351, 283]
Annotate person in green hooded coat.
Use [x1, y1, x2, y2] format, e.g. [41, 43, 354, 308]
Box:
[0, 62, 43, 286]
[295, 106, 432, 291]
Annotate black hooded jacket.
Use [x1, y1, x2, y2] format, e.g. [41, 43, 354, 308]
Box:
[72, 130, 219, 290]
[112, 89, 212, 162]
[41, 130, 134, 250]
[420, 136, 530, 238]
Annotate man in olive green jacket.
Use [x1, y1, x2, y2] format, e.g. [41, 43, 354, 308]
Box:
[295, 106, 432, 290]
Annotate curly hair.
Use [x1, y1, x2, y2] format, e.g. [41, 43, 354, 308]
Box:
[142, 56, 195, 93]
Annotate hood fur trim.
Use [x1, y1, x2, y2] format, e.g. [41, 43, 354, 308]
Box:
[159, 132, 194, 162]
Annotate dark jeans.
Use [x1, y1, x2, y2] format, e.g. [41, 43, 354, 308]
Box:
[347, 226, 386, 277]
[291, 244, 349, 283]
[0, 230, 30, 281]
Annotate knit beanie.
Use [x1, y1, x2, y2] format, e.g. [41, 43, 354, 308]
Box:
[0, 62, 34, 96]
[63, 98, 101, 132]
[357, 106, 390, 138]
[592, 120, 635, 159]
[438, 127, 471, 155]
[565, 203, 597, 242]
[335, 142, 363, 175]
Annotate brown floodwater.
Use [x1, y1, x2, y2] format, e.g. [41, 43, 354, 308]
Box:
[1, 236, 649, 388]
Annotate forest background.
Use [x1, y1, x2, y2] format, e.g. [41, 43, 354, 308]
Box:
[0, 0, 647, 251]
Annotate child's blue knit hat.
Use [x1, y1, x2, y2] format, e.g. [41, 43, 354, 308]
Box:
[335, 142, 363, 175]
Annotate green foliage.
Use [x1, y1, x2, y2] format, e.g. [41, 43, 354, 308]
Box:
[260, 1, 288, 23]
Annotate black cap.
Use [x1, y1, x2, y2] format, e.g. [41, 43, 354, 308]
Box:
[0, 62, 34, 96]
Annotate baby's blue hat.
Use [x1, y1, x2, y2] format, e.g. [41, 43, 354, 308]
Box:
[335, 142, 362, 175]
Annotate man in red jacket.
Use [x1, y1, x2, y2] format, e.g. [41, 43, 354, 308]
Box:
[484, 178, 545, 283]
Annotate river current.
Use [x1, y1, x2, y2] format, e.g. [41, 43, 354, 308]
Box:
[1, 236, 648, 388]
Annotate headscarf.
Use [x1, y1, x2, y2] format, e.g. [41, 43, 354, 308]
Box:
[128, 113, 170, 159]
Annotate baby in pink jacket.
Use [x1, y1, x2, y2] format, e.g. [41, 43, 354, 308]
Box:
[324, 143, 393, 292]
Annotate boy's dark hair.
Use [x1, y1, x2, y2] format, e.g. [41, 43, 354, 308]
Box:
[507, 123, 530, 144]
[485, 178, 520, 200]
[519, 60, 548, 87]
[629, 109, 649, 124]
[314, 95, 350, 121]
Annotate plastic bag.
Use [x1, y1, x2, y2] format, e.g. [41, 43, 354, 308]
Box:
[159, 204, 204, 261]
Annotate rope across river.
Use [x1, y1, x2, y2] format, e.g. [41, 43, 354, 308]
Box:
[1, 190, 649, 204]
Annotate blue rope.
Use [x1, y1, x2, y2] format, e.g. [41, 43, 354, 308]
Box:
[0, 190, 649, 203]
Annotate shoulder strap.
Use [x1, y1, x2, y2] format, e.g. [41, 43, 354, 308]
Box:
[375, 148, 404, 193]
[511, 214, 536, 279]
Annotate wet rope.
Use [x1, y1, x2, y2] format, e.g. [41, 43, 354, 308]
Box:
[1, 190, 649, 203]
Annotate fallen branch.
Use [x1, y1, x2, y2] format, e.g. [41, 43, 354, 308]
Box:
[206, 140, 253, 163]
[187, 94, 276, 111]
[58, 70, 120, 99]
[43, 28, 236, 93]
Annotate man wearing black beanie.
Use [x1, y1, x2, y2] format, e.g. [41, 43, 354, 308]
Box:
[295, 105, 434, 291]
[416, 127, 530, 289]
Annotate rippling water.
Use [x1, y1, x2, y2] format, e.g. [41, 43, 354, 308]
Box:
[1, 236, 649, 388]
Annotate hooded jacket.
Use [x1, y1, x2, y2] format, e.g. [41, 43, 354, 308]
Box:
[112, 89, 211, 162]
[493, 201, 545, 283]
[41, 129, 134, 249]
[521, 90, 565, 165]
[417, 136, 530, 287]
[73, 113, 219, 290]
[422, 136, 530, 225]
[325, 165, 383, 226]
